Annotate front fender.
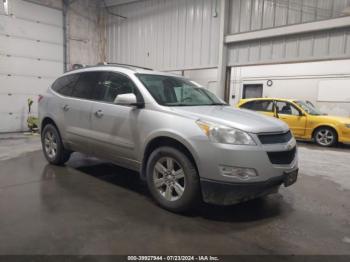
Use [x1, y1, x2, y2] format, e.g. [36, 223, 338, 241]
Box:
[312, 123, 341, 137]
[140, 129, 200, 167]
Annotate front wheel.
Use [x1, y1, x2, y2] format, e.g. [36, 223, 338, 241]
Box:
[41, 124, 71, 165]
[314, 127, 337, 147]
[146, 146, 200, 213]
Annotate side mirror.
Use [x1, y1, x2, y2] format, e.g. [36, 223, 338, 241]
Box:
[114, 93, 144, 108]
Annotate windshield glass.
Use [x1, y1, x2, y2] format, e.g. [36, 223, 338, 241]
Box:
[136, 74, 226, 106]
[295, 100, 322, 115]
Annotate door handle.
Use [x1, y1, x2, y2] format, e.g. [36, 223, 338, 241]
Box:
[62, 104, 70, 111]
[94, 110, 104, 118]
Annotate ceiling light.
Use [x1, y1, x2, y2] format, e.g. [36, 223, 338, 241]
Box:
[3, 0, 9, 15]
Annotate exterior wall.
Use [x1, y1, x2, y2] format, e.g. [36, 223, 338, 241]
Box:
[106, 0, 220, 71]
[230, 59, 350, 117]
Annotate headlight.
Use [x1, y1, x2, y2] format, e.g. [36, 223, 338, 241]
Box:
[345, 124, 350, 128]
[196, 120, 256, 145]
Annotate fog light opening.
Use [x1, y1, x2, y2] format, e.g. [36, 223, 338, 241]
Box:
[219, 166, 258, 180]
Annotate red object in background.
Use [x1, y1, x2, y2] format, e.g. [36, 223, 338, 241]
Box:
[38, 94, 44, 103]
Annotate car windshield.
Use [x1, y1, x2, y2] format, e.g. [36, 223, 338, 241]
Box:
[136, 74, 226, 106]
[295, 100, 323, 115]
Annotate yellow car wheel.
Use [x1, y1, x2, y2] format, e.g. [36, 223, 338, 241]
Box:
[314, 127, 338, 147]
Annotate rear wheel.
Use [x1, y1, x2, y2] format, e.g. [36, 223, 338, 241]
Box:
[41, 124, 71, 165]
[314, 127, 337, 147]
[146, 146, 200, 213]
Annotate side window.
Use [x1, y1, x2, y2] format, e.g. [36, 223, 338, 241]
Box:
[276, 101, 300, 116]
[72, 72, 105, 100]
[51, 74, 79, 96]
[100, 73, 142, 103]
[240, 101, 254, 110]
[257, 100, 273, 112]
[241, 100, 273, 112]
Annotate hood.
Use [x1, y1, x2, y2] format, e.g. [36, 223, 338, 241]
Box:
[170, 106, 289, 134]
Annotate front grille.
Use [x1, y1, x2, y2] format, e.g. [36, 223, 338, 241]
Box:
[267, 147, 296, 165]
[258, 131, 292, 144]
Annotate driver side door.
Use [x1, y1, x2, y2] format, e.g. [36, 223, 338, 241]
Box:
[89, 72, 143, 170]
[275, 100, 306, 138]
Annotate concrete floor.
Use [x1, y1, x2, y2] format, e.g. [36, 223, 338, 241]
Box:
[0, 135, 349, 255]
[0, 132, 41, 161]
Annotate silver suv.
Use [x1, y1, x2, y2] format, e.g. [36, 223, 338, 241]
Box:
[39, 65, 298, 212]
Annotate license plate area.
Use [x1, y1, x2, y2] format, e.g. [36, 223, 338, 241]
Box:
[283, 169, 298, 187]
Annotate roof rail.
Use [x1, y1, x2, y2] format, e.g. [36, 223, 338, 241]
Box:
[67, 63, 153, 72]
[97, 62, 153, 71]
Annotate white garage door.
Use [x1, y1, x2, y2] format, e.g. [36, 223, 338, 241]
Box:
[0, 0, 63, 132]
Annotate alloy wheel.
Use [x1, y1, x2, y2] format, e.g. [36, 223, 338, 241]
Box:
[153, 157, 186, 201]
[44, 130, 58, 159]
[316, 129, 334, 146]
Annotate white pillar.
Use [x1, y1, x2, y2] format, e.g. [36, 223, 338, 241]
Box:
[217, 0, 229, 101]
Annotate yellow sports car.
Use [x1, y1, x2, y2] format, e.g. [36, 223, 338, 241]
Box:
[237, 98, 350, 147]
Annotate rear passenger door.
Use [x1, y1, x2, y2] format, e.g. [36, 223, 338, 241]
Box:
[50, 73, 80, 142]
[62, 71, 107, 153]
[89, 72, 143, 170]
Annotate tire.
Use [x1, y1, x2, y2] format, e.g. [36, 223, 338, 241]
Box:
[41, 124, 71, 165]
[314, 127, 337, 147]
[146, 146, 200, 213]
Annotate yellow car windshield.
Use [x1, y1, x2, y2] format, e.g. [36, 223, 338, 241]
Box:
[295, 101, 323, 116]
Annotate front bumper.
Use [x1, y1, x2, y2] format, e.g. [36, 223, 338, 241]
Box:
[190, 134, 299, 205]
[339, 133, 350, 144]
[201, 169, 298, 205]
[193, 138, 298, 184]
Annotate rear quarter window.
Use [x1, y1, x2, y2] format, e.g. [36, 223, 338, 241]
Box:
[51, 74, 79, 96]
[71, 72, 102, 99]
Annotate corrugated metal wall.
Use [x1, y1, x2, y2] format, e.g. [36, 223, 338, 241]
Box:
[106, 0, 350, 68]
[227, 27, 350, 66]
[227, 0, 350, 66]
[106, 0, 220, 70]
[228, 0, 350, 34]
